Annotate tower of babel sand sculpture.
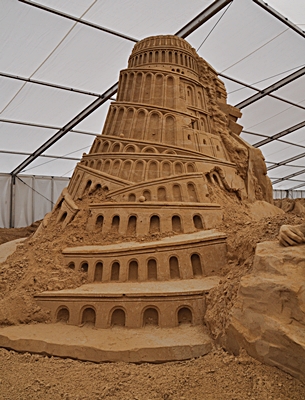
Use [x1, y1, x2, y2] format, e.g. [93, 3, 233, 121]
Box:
[20, 35, 272, 362]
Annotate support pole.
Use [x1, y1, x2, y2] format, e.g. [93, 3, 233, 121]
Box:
[9, 175, 16, 228]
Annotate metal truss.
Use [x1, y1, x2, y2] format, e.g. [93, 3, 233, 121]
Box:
[10, 82, 118, 177]
[11, 0, 232, 177]
[253, 120, 305, 147]
[10, 0, 305, 198]
[252, 0, 305, 39]
[0, 118, 98, 137]
[18, 0, 138, 43]
[0, 72, 102, 98]
[235, 66, 305, 109]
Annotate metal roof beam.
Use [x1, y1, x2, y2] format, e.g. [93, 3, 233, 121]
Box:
[11, 2, 230, 177]
[0, 149, 80, 161]
[267, 152, 305, 171]
[220, 72, 305, 111]
[253, 120, 305, 147]
[175, 0, 233, 38]
[235, 66, 305, 109]
[10, 82, 118, 176]
[0, 118, 98, 137]
[271, 168, 305, 185]
[18, 0, 138, 43]
[252, 0, 305, 39]
[0, 72, 102, 98]
[288, 182, 305, 190]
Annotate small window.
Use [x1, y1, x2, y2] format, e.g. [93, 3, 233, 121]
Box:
[143, 308, 159, 326]
[81, 262, 88, 273]
[178, 307, 192, 325]
[81, 307, 96, 326]
[111, 309, 126, 327]
[111, 262, 120, 281]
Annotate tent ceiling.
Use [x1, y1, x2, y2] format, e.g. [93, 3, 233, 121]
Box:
[1, 0, 305, 190]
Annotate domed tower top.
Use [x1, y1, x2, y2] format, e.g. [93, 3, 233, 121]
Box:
[128, 35, 199, 78]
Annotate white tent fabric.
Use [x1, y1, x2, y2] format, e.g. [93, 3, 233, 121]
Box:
[0, 174, 69, 227]
[1, 0, 305, 226]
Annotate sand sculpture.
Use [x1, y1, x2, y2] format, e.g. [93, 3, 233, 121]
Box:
[34, 35, 273, 330]
[0, 35, 276, 363]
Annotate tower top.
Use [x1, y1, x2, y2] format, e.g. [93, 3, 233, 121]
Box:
[128, 35, 198, 75]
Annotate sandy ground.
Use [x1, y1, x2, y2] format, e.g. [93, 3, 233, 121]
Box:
[1, 347, 305, 400]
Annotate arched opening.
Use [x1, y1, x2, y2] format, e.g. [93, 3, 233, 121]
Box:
[191, 254, 203, 277]
[174, 162, 183, 174]
[169, 256, 180, 279]
[123, 109, 134, 137]
[154, 74, 163, 105]
[83, 181, 92, 195]
[193, 214, 204, 230]
[120, 160, 132, 180]
[187, 183, 199, 202]
[81, 307, 96, 326]
[206, 174, 212, 184]
[187, 163, 195, 173]
[143, 308, 159, 326]
[133, 111, 146, 140]
[163, 115, 176, 145]
[162, 162, 171, 177]
[128, 193, 136, 201]
[59, 212, 67, 223]
[149, 215, 160, 234]
[94, 262, 103, 282]
[111, 262, 120, 281]
[178, 307, 192, 325]
[68, 262, 75, 270]
[157, 187, 167, 201]
[102, 142, 110, 152]
[147, 161, 158, 180]
[124, 145, 136, 153]
[143, 73, 152, 103]
[172, 215, 182, 233]
[81, 262, 88, 273]
[111, 215, 120, 233]
[103, 160, 111, 174]
[111, 309, 126, 327]
[133, 160, 144, 182]
[56, 307, 69, 323]
[147, 259, 157, 280]
[112, 160, 121, 176]
[143, 190, 151, 201]
[128, 260, 138, 281]
[127, 215, 137, 235]
[134, 73, 143, 102]
[96, 215, 104, 230]
[172, 184, 182, 201]
[212, 173, 221, 186]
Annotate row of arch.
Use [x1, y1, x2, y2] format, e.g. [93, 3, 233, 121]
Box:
[91, 139, 177, 155]
[103, 105, 178, 144]
[128, 49, 198, 73]
[133, 36, 192, 52]
[118, 72, 176, 108]
[81, 177, 200, 202]
[93, 212, 204, 235]
[116, 72, 207, 112]
[57, 305, 193, 327]
[83, 158, 197, 182]
[68, 252, 204, 282]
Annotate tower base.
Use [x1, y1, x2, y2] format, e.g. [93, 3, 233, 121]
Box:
[0, 323, 213, 363]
